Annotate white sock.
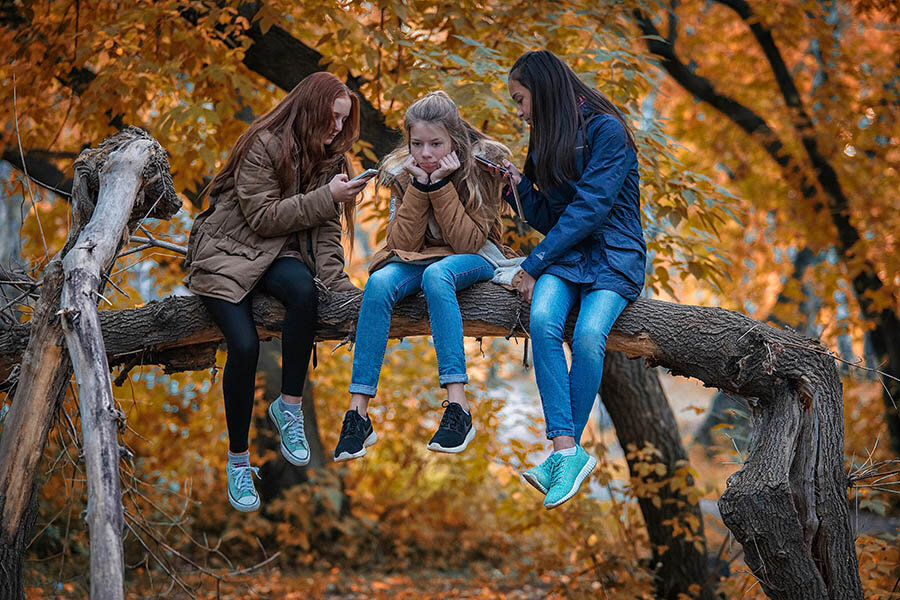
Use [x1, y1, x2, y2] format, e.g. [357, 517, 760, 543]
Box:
[228, 450, 250, 468]
[279, 396, 301, 414]
[553, 446, 577, 457]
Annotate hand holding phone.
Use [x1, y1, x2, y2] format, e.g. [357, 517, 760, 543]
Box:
[350, 168, 380, 182]
[474, 154, 510, 175]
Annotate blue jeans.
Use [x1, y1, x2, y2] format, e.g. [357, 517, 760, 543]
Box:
[349, 254, 493, 396]
[529, 274, 628, 442]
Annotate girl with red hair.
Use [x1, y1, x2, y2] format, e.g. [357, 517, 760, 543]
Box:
[185, 72, 372, 511]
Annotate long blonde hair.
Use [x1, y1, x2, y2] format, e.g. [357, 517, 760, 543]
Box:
[380, 91, 510, 212]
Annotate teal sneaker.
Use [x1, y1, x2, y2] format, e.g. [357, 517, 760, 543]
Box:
[522, 454, 555, 495]
[227, 461, 260, 512]
[544, 447, 597, 509]
[268, 398, 310, 466]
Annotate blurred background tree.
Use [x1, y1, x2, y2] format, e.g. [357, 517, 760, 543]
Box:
[1, 0, 897, 598]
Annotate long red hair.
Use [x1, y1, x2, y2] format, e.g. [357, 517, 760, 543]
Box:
[206, 71, 361, 248]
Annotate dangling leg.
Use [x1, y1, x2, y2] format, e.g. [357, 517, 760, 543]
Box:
[521, 274, 578, 497]
[335, 262, 424, 462]
[201, 294, 261, 511]
[569, 288, 628, 444]
[260, 257, 319, 466]
[420, 254, 493, 453]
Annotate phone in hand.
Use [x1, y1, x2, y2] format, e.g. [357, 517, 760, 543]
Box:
[474, 154, 510, 175]
[350, 168, 380, 182]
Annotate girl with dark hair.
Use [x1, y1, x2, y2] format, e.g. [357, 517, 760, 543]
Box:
[492, 50, 646, 509]
[333, 91, 512, 462]
[185, 72, 370, 511]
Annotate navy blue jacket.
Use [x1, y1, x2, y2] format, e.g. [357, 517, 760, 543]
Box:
[505, 112, 646, 301]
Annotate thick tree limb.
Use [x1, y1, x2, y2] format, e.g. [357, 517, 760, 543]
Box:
[0, 283, 865, 599]
[233, 3, 400, 163]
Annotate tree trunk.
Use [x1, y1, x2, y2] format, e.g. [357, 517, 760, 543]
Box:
[696, 247, 819, 449]
[0, 261, 72, 600]
[0, 128, 178, 599]
[59, 138, 159, 600]
[602, 351, 715, 600]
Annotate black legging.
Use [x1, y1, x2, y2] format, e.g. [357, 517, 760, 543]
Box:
[201, 257, 318, 453]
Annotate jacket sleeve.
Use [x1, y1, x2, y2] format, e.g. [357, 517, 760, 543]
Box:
[234, 134, 340, 238]
[504, 175, 558, 235]
[315, 216, 359, 292]
[429, 181, 496, 254]
[384, 182, 430, 251]
[520, 117, 633, 279]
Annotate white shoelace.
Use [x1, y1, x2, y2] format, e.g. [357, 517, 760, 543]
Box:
[281, 410, 307, 447]
[231, 464, 259, 497]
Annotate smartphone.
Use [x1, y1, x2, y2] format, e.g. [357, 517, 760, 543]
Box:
[474, 154, 510, 175]
[350, 168, 379, 182]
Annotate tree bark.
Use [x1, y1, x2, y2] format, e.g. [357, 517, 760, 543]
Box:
[602, 351, 715, 600]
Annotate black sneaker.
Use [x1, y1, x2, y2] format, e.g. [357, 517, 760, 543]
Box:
[426, 401, 475, 453]
[333, 410, 378, 462]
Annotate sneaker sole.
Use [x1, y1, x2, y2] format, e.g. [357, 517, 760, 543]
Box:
[426, 425, 476, 454]
[228, 489, 260, 513]
[522, 471, 548, 495]
[268, 403, 311, 467]
[333, 430, 378, 463]
[544, 455, 597, 510]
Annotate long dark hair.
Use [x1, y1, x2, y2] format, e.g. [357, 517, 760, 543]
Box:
[509, 50, 635, 191]
[205, 71, 361, 248]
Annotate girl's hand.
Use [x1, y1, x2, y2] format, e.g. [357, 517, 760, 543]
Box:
[501, 160, 522, 186]
[329, 174, 368, 204]
[403, 156, 430, 185]
[476, 158, 522, 187]
[431, 151, 460, 182]
[516, 270, 536, 303]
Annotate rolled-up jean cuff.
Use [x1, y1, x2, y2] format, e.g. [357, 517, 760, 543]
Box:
[438, 373, 469, 387]
[348, 383, 377, 397]
[546, 429, 575, 440]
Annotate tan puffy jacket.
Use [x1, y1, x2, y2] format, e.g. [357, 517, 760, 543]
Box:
[184, 130, 357, 303]
[368, 170, 505, 273]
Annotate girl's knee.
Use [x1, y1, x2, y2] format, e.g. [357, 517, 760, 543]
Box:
[228, 335, 260, 363]
[421, 263, 453, 294]
[282, 277, 317, 309]
[529, 305, 563, 342]
[363, 270, 397, 301]
[572, 326, 610, 361]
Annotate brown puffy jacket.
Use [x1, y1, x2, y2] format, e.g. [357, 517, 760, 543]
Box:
[184, 130, 357, 303]
[369, 171, 504, 273]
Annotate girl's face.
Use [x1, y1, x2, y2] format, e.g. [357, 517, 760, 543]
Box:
[325, 95, 352, 145]
[408, 121, 452, 174]
[508, 78, 532, 126]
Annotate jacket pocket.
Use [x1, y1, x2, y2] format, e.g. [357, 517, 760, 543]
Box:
[603, 231, 645, 286]
[214, 233, 264, 260]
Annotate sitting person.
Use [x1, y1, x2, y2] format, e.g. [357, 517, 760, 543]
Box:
[333, 91, 511, 462]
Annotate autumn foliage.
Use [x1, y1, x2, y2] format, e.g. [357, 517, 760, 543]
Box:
[2, 1, 899, 598]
